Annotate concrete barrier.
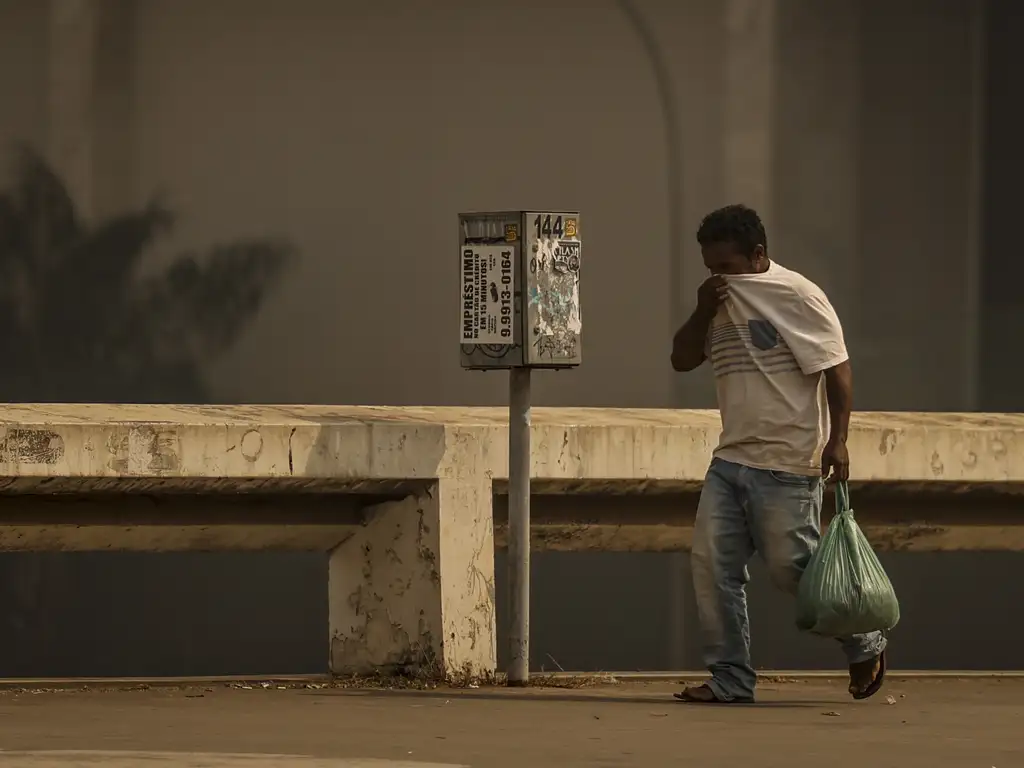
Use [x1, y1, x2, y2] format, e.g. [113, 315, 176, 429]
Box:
[0, 404, 1021, 680]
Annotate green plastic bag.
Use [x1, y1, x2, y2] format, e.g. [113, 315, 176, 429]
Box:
[796, 482, 900, 637]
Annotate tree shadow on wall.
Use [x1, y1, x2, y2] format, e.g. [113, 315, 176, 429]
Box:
[0, 144, 295, 676]
[0, 144, 293, 403]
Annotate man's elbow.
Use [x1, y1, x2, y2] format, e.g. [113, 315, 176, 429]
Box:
[671, 352, 703, 373]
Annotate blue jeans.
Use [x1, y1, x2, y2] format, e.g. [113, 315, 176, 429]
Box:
[691, 457, 887, 701]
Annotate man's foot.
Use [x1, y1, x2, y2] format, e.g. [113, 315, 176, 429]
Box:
[848, 649, 887, 700]
[673, 683, 755, 704]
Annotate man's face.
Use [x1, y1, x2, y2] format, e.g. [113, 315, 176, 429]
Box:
[701, 242, 766, 275]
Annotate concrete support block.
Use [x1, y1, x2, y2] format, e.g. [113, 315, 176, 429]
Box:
[328, 480, 495, 680]
[47, 0, 98, 219]
[722, 0, 777, 219]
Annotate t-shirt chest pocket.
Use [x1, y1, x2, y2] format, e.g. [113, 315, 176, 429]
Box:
[748, 319, 780, 351]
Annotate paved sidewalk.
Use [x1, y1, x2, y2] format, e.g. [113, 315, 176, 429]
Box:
[0, 679, 1019, 767]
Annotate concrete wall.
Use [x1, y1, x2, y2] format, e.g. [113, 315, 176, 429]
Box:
[771, 0, 983, 411]
[982, 0, 1023, 411]
[0, 0, 1017, 677]
[0, 1, 46, 176]
[0, 0, 989, 410]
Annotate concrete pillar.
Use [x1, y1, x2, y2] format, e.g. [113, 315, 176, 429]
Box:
[981, 0, 1020, 410]
[328, 481, 496, 679]
[963, 0, 985, 411]
[46, 0, 137, 221]
[47, 0, 99, 219]
[725, 0, 982, 412]
[672, 0, 779, 412]
[92, 0, 138, 219]
[722, 0, 777, 222]
[771, 0, 861, 332]
[687, 0, 864, 357]
[856, 0, 978, 411]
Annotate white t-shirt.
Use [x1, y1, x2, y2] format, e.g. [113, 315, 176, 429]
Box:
[704, 260, 848, 476]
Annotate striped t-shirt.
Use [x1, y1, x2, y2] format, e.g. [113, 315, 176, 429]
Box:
[704, 261, 848, 476]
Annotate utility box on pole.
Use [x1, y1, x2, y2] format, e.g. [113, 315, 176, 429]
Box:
[458, 210, 582, 686]
[459, 211, 582, 370]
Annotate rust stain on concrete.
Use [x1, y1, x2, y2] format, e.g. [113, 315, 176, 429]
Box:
[146, 427, 180, 472]
[240, 429, 264, 462]
[0, 430, 65, 464]
[106, 426, 181, 474]
[878, 429, 898, 456]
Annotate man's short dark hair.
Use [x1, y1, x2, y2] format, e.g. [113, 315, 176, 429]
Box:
[696, 204, 767, 257]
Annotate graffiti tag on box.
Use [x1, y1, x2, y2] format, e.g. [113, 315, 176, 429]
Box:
[530, 238, 581, 359]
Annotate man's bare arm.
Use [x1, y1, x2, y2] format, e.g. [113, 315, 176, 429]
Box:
[822, 360, 852, 480]
[672, 276, 728, 372]
[823, 360, 852, 441]
[670, 306, 716, 372]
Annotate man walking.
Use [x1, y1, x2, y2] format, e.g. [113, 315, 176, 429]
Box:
[670, 204, 887, 703]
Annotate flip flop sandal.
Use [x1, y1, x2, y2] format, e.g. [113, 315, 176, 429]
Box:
[849, 649, 887, 701]
[673, 684, 755, 704]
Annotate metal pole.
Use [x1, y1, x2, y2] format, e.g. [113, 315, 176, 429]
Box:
[507, 365, 532, 686]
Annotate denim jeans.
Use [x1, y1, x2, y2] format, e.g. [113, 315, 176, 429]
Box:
[691, 457, 887, 701]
